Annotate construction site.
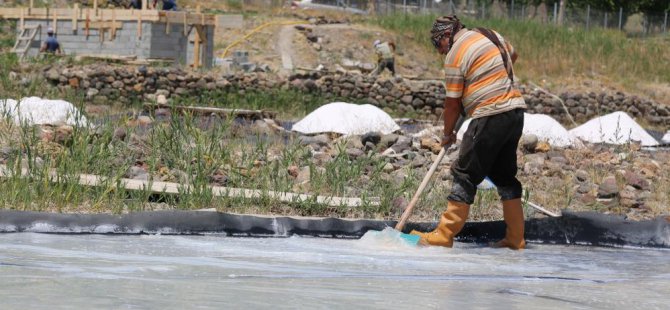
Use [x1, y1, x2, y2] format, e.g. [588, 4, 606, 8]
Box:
[0, 0, 243, 67]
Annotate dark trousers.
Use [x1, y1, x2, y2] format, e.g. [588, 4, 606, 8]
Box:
[448, 108, 525, 205]
[372, 58, 395, 75]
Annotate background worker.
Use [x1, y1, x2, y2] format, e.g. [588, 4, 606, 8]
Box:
[371, 39, 396, 76]
[410, 15, 527, 250]
[39, 28, 62, 55]
[152, 0, 177, 11]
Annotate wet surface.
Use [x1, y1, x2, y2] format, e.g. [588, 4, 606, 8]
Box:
[0, 233, 668, 309]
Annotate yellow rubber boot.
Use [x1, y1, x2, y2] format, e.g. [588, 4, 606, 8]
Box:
[492, 198, 526, 250]
[410, 201, 470, 247]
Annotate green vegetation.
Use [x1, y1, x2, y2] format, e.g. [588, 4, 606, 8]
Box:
[372, 14, 670, 87]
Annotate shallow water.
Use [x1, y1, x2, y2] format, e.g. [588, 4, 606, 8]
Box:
[0, 232, 668, 309]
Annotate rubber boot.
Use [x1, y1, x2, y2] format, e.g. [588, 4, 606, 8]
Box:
[410, 200, 470, 247]
[492, 198, 526, 250]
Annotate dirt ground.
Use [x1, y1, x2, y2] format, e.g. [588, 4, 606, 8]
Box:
[213, 12, 444, 79]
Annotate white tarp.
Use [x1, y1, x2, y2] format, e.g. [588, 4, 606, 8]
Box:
[0, 97, 88, 127]
[456, 113, 581, 147]
[292, 102, 400, 135]
[568, 111, 658, 146]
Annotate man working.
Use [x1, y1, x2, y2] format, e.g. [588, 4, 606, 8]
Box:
[410, 15, 527, 250]
[39, 28, 62, 55]
[371, 39, 396, 76]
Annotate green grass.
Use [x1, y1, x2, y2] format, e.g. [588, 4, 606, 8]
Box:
[371, 14, 670, 88]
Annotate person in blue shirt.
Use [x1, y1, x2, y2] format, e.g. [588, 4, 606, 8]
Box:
[40, 28, 62, 55]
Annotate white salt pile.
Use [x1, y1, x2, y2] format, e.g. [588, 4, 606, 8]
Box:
[456, 113, 581, 147]
[568, 111, 658, 147]
[0, 97, 88, 127]
[292, 102, 400, 135]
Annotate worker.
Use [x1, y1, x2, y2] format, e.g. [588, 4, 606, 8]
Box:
[371, 39, 396, 76]
[152, 0, 177, 11]
[410, 15, 527, 250]
[39, 28, 62, 55]
[128, 0, 143, 9]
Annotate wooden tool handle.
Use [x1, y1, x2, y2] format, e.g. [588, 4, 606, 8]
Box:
[395, 147, 447, 231]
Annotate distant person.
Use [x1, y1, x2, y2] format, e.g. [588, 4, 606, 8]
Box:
[128, 0, 143, 9]
[39, 28, 62, 55]
[152, 0, 177, 11]
[371, 39, 396, 76]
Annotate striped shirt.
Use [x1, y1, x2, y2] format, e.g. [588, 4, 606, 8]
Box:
[443, 29, 526, 119]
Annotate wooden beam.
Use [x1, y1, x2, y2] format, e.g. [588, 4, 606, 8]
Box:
[0, 8, 218, 25]
[0, 165, 376, 208]
[111, 10, 117, 40]
[72, 4, 78, 32]
[144, 103, 277, 119]
[193, 26, 201, 68]
[52, 10, 57, 34]
[137, 10, 142, 39]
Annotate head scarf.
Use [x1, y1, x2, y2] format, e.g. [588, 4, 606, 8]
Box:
[430, 15, 465, 50]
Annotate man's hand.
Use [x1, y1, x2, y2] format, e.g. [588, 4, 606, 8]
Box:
[441, 131, 457, 146]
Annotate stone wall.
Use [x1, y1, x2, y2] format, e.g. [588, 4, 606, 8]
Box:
[45, 64, 670, 127]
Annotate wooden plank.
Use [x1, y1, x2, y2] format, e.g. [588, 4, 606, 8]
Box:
[0, 165, 378, 208]
[72, 4, 78, 32]
[0, 8, 217, 25]
[137, 10, 142, 39]
[52, 10, 57, 34]
[86, 21, 123, 29]
[193, 25, 201, 68]
[111, 10, 117, 40]
[144, 103, 277, 119]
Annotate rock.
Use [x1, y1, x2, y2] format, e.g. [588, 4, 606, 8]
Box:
[361, 131, 382, 146]
[597, 176, 619, 199]
[287, 165, 299, 178]
[298, 134, 330, 147]
[137, 116, 153, 126]
[209, 173, 229, 186]
[127, 166, 149, 180]
[534, 141, 551, 153]
[411, 155, 428, 168]
[113, 127, 127, 141]
[156, 94, 168, 105]
[379, 134, 399, 148]
[575, 169, 589, 182]
[390, 136, 412, 153]
[624, 171, 650, 191]
[521, 134, 538, 153]
[420, 137, 441, 154]
[86, 88, 99, 98]
[295, 166, 311, 184]
[346, 148, 365, 159]
[383, 163, 395, 173]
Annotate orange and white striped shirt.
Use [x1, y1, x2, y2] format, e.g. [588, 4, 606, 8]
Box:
[443, 29, 526, 119]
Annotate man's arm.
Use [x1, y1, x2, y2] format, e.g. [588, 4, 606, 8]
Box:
[511, 50, 518, 64]
[39, 42, 46, 53]
[442, 96, 462, 145]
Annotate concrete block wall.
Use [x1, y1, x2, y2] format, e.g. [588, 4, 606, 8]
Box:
[20, 20, 214, 67]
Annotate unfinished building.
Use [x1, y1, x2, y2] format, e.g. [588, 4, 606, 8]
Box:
[0, 1, 236, 68]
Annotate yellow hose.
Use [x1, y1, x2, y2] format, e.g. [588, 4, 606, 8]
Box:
[221, 20, 307, 58]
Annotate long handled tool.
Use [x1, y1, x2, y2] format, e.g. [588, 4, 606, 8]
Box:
[395, 146, 448, 239]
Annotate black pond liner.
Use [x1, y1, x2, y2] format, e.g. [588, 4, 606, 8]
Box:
[0, 210, 668, 249]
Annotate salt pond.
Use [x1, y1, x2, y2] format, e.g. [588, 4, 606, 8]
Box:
[0, 233, 668, 309]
